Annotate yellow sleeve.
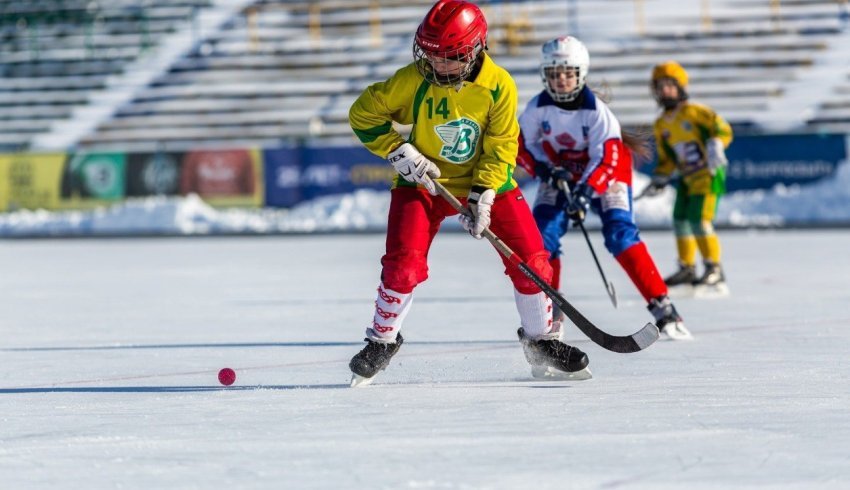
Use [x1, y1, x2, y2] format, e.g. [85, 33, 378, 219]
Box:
[653, 120, 677, 177]
[474, 72, 519, 192]
[692, 104, 733, 148]
[712, 111, 733, 148]
[348, 68, 416, 158]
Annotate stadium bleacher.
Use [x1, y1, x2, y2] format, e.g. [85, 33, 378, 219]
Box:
[1, 0, 849, 152]
[0, 0, 214, 150]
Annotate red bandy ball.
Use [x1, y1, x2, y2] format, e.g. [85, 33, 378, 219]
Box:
[218, 368, 236, 386]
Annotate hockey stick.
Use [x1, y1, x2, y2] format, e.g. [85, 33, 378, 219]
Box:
[634, 176, 671, 201]
[633, 184, 654, 202]
[434, 181, 658, 354]
[557, 179, 618, 308]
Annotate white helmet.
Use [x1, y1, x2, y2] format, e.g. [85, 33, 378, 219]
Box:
[539, 36, 590, 102]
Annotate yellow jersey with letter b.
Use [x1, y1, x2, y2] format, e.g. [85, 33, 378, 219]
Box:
[349, 53, 520, 197]
[653, 102, 732, 194]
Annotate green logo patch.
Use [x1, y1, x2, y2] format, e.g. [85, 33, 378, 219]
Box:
[434, 118, 481, 164]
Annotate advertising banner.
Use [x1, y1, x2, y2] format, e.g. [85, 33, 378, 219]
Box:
[178, 148, 263, 207]
[1, 148, 265, 212]
[639, 133, 846, 192]
[724, 133, 846, 191]
[263, 147, 302, 208]
[126, 148, 264, 207]
[2, 133, 845, 213]
[127, 150, 183, 197]
[301, 146, 394, 200]
[61, 151, 126, 201]
[263, 145, 394, 208]
[0, 153, 66, 211]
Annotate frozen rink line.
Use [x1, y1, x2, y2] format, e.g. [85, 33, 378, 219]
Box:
[2, 313, 849, 392]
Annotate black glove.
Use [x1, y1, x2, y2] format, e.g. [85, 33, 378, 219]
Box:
[550, 168, 572, 188]
[566, 183, 592, 224]
[534, 162, 552, 184]
[534, 163, 572, 188]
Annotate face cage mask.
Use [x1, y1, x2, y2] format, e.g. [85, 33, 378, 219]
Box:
[414, 42, 482, 87]
[541, 65, 584, 103]
[652, 80, 688, 110]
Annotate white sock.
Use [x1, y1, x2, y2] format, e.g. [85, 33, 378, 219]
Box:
[513, 289, 555, 339]
[366, 283, 412, 342]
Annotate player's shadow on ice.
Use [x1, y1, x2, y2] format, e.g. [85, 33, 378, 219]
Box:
[4, 339, 515, 352]
[0, 384, 350, 394]
[0, 380, 575, 394]
[233, 294, 599, 306]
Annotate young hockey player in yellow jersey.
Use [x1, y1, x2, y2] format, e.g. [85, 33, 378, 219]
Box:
[644, 61, 733, 296]
[347, 0, 590, 386]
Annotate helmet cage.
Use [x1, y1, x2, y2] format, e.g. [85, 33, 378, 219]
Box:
[541, 65, 583, 103]
[651, 77, 688, 109]
[414, 39, 484, 87]
[539, 37, 589, 103]
[650, 61, 689, 108]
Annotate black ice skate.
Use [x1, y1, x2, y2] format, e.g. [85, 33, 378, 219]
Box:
[692, 261, 730, 298]
[349, 333, 404, 387]
[517, 328, 591, 380]
[664, 263, 697, 287]
[648, 295, 692, 340]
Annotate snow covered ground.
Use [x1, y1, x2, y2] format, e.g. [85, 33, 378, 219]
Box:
[1, 229, 849, 489]
[2, 160, 850, 237]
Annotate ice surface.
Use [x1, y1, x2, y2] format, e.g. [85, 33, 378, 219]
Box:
[1, 230, 849, 488]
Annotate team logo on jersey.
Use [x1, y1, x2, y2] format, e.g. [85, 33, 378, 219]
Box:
[434, 118, 481, 163]
[682, 122, 692, 131]
[556, 132, 576, 149]
[541, 120, 552, 135]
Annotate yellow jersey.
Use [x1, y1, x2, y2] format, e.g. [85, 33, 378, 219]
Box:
[349, 53, 519, 197]
[653, 102, 733, 194]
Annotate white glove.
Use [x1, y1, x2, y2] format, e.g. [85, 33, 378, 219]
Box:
[458, 188, 495, 239]
[388, 143, 441, 196]
[706, 137, 728, 174]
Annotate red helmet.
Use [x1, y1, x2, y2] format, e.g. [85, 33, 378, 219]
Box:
[413, 0, 488, 86]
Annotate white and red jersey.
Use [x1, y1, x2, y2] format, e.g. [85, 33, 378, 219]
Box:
[517, 86, 632, 193]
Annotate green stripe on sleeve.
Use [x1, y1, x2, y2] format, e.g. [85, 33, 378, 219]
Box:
[490, 84, 502, 104]
[496, 164, 515, 193]
[411, 79, 431, 126]
[697, 124, 711, 143]
[352, 121, 392, 143]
